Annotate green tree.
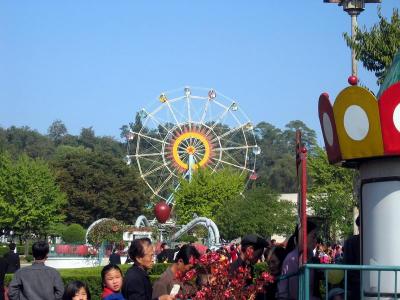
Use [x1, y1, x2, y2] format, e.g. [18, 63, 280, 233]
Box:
[51, 146, 145, 227]
[254, 120, 316, 192]
[120, 112, 143, 139]
[308, 147, 356, 241]
[174, 168, 245, 224]
[282, 120, 317, 154]
[0, 152, 66, 253]
[48, 120, 68, 145]
[344, 8, 400, 84]
[215, 186, 296, 240]
[0, 126, 55, 159]
[47, 222, 68, 240]
[79, 127, 96, 150]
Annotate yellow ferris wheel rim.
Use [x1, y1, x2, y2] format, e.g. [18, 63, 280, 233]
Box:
[172, 131, 211, 170]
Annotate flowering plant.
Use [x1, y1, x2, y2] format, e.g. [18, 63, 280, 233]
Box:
[175, 251, 274, 300]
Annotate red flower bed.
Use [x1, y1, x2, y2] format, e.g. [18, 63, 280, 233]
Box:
[175, 252, 274, 300]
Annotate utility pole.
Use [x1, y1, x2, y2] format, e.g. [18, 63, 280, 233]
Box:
[324, 0, 381, 77]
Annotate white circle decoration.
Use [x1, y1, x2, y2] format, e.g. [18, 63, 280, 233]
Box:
[393, 103, 400, 132]
[343, 105, 369, 141]
[322, 113, 334, 146]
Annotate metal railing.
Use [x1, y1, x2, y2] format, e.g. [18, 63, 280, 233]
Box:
[296, 264, 400, 300]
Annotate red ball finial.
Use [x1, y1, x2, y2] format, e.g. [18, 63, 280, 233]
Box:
[348, 75, 358, 86]
[154, 201, 171, 223]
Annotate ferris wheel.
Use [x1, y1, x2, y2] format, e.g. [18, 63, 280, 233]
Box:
[125, 87, 260, 205]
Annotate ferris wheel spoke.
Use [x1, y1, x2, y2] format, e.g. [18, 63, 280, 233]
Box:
[193, 152, 203, 162]
[193, 138, 204, 149]
[178, 143, 189, 151]
[146, 112, 170, 133]
[208, 159, 219, 172]
[133, 152, 164, 158]
[137, 158, 164, 175]
[222, 149, 243, 168]
[211, 157, 253, 172]
[195, 142, 206, 149]
[219, 137, 249, 148]
[210, 123, 248, 143]
[182, 152, 190, 162]
[137, 132, 168, 145]
[154, 173, 174, 195]
[196, 148, 205, 155]
[206, 104, 230, 135]
[166, 101, 183, 132]
[186, 95, 192, 131]
[141, 163, 169, 178]
[215, 145, 253, 151]
[200, 99, 210, 124]
[182, 138, 191, 148]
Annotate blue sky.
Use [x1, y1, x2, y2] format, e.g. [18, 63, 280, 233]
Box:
[0, 1, 398, 144]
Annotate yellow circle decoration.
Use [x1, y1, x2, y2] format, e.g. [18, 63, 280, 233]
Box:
[333, 86, 383, 160]
[172, 131, 211, 170]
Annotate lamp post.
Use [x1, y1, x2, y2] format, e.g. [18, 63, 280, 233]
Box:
[324, 0, 381, 77]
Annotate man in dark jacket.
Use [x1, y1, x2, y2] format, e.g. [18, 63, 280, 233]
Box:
[121, 238, 173, 300]
[3, 243, 20, 274]
[0, 257, 8, 300]
[344, 216, 361, 300]
[109, 248, 121, 265]
[229, 234, 269, 279]
[8, 241, 64, 300]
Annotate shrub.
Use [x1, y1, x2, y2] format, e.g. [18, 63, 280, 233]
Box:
[177, 233, 197, 243]
[17, 244, 32, 255]
[25, 255, 33, 262]
[254, 262, 268, 277]
[86, 219, 125, 246]
[62, 224, 86, 244]
[0, 245, 9, 256]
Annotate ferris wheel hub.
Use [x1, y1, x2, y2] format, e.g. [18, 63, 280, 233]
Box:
[186, 146, 196, 154]
[170, 128, 213, 171]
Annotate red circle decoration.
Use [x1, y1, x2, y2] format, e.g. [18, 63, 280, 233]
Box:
[318, 93, 342, 164]
[348, 76, 358, 86]
[154, 201, 171, 223]
[378, 82, 400, 155]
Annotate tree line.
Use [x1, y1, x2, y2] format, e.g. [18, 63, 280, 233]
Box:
[0, 117, 357, 242]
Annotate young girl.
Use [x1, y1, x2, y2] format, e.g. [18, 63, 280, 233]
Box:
[101, 264, 125, 300]
[63, 280, 91, 300]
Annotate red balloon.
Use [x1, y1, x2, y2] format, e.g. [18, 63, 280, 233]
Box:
[154, 201, 171, 223]
[348, 75, 358, 86]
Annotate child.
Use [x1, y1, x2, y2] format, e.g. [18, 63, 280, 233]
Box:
[63, 280, 91, 300]
[101, 264, 125, 300]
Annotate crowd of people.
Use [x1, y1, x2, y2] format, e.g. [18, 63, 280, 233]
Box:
[0, 218, 360, 300]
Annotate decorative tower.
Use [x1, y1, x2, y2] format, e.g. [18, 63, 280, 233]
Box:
[318, 50, 400, 298]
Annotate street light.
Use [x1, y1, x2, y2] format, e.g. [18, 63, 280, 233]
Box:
[324, 0, 381, 77]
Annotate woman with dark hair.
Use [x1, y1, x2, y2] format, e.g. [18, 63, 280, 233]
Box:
[277, 220, 320, 300]
[121, 238, 173, 300]
[263, 246, 287, 300]
[63, 281, 91, 300]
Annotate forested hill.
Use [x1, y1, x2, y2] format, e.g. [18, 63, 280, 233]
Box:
[0, 119, 317, 226]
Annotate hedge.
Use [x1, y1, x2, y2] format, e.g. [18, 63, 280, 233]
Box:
[4, 262, 267, 300]
[0, 245, 9, 256]
[4, 263, 170, 300]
